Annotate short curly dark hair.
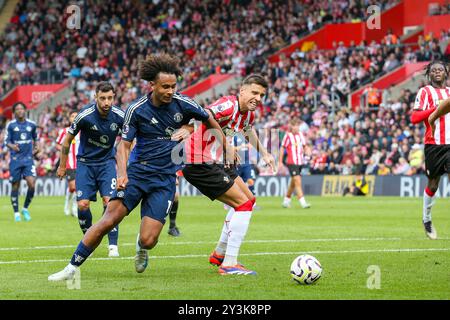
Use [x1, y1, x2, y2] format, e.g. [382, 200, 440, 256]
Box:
[424, 60, 449, 83]
[12, 102, 26, 113]
[139, 53, 182, 82]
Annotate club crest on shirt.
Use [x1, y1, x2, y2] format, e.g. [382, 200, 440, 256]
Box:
[26, 126, 32, 132]
[173, 113, 183, 123]
[110, 123, 118, 131]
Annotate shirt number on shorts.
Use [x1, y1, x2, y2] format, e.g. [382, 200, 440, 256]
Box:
[111, 178, 117, 189]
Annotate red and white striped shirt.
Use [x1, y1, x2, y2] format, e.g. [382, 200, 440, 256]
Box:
[186, 96, 255, 163]
[414, 85, 450, 145]
[56, 127, 79, 169]
[281, 132, 306, 165]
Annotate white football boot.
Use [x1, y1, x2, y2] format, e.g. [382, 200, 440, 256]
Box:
[108, 245, 120, 257]
[282, 197, 291, 208]
[48, 264, 77, 281]
[423, 221, 438, 240]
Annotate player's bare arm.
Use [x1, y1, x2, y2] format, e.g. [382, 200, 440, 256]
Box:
[57, 132, 75, 179]
[7, 143, 20, 152]
[115, 139, 133, 190]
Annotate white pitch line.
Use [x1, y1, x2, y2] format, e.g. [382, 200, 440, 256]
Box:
[0, 237, 404, 251]
[0, 247, 449, 265]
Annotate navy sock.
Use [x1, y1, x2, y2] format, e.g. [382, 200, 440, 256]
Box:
[249, 184, 255, 195]
[169, 200, 179, 228]
[70, 241, 93, 267]
[78, 208, 92, 234]
[11, 190, 19, 212]
[108, 225, 119, 246]
[24, 188, 35, 209]
[103, 206, 119, 246]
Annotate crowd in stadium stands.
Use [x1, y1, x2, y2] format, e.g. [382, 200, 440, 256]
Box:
[2, 0, 449, 180]
[0, 0, 400, 100]
[429, 1, 450, 15]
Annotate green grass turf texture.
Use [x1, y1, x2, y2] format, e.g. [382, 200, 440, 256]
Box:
[0, 195, 449, 300]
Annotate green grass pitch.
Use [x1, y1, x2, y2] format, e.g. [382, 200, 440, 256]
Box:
[0, 196, 449, 300]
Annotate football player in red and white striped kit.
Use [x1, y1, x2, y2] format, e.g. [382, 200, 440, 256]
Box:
[279, 118, 311, 209]
[411, 60, 450, 240]
[183, 74, 276, 275]
[56, 111, 79, 217]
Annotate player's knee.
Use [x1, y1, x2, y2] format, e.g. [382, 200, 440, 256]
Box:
[247, 179, 254, 186]
[78, 201, 90, 211]
[139, 235, 158, 249]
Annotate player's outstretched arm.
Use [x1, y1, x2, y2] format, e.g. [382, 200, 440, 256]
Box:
[246, 128, 276, 173]
[57, 133, 75, 179]
[115, 139, 132, 190]
[428, 98, 450, 132]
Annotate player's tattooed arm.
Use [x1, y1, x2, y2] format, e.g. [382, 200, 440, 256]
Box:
[61, 146, 70, 154]
[57, 133, 75, 179]
[116, 140, 132, 190]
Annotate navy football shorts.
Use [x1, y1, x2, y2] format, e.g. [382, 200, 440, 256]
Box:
[76, 159, 117, 201]
[111, 162, 176, 224]
[9, 159, 36, 183]
[237, 164, 256, 182]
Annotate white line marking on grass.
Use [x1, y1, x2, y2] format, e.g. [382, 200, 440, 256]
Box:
[0, 237, 405, 251]
[1, 248, 449, 265]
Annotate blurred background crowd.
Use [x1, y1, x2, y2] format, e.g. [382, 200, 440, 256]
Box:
[1, 0, 449, 179]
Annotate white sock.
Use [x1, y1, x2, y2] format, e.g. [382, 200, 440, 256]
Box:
[64, 189, 71, 213]
[72, 192, 78, 214]
[299, 197, 307, 206]
[223, 210, 252, 266]
[283, 197, 291, 203]
[423, 189, 436, 223]
[215, 207, 235, 256]
[67, 263, 78, 271]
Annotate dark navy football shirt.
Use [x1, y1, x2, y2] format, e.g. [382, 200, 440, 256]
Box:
[122, 92, 209, 174]
[5, 119, 37, 161]
[68, 103, 124, 165]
